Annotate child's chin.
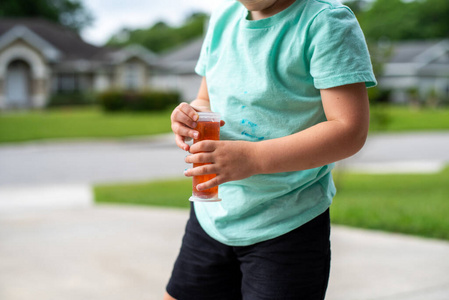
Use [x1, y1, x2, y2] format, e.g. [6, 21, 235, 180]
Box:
[238, 0, 274, 11]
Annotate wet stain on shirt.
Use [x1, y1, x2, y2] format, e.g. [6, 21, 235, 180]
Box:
[241, 119, 265, 141]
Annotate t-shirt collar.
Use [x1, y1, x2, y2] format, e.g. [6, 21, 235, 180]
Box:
[240, 0, 302, 29]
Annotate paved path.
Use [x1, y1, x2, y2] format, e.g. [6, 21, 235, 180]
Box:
[1, 206, 448, 300]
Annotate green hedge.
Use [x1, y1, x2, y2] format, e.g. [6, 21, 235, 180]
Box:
[98, 89, 180, 112]
[368, 86, 391, 104]
[47, 92, 95, 107]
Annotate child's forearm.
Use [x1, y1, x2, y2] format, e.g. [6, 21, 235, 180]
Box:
[252, 119, 367, 174]
[251, 83, 370, 174]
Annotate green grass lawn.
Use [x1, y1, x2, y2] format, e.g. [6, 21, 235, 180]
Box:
[0, 105, 449, 144]
[331, 167, 449, 240]
[0, 106, 173, 144]
[94, 166, 449, 241]
[94, 178, 192, 209]
[369, 105, 449, 132]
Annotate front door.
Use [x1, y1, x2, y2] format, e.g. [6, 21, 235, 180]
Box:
[6, 60, 30, 108]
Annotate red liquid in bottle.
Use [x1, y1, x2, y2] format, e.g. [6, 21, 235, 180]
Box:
[192, 120, 220, 200]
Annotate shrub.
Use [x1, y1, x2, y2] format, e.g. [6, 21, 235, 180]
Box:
[368, 87, 392, 131]
[97, 89, 180, 112]
[47, 92, 95, 107]
[97, 90, 126, 111]
[368, 86, 391, 104]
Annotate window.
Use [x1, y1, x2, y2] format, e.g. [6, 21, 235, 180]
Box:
[57, 74, 77, 93]
[124, 63, 139, 91]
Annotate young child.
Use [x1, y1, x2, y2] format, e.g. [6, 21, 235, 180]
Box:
[165, 0, 376, 299]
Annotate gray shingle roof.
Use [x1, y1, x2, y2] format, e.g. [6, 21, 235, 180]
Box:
[155, 37, 204, 74]
[388, 40, 448, 64]
[0, 18, 112, 61]
[161, 37, 203, 62]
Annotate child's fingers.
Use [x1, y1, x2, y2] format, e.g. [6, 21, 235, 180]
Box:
[171, 122, 199, 140]
[189, 140, 218, 154]
[175, 134, 189, 151]
[171, 103, 199, 128]
[185, 152, 215, 164]
[196, 176, 221, 191]
[184, 163, 218, 177]
[171, 109, 197, 129]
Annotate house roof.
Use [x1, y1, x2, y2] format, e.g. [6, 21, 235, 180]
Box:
[0, 18, 112, 62]
[156, 37, 204, 74]
[162, 37, 203, 62]
[109, 44, 158, 65]
[0, 24, 62, 62]
[0, 18, 161, 74]
[388, 40, 437, 63]
[383, 39, 449, 77]
[388, 40, 449, 64]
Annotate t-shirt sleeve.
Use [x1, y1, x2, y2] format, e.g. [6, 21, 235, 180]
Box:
[307, 6, 377, 89]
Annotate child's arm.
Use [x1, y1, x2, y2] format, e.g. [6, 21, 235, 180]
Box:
[171, 77, 212, 151]
[254, 82, 370, 173]
[185, 82, 370, 191]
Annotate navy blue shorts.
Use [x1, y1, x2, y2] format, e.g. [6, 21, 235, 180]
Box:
[166, 204, 331, 300]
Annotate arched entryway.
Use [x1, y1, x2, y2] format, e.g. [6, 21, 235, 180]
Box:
[5, 59, 31, 109]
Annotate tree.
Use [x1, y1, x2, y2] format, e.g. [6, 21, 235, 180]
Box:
[0, 0, 93, 32]
[343, 0, 372, 15]
[107, 13, 208, 53]
[348, 0, 449, 42]
[416, 0, 449, 39]
[358, 0, 420, 41]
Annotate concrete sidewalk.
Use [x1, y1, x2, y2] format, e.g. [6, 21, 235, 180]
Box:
[1, 204, 449, 300]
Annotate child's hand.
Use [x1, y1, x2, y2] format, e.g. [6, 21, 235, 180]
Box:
[171, 102, 225, 151]
[184, 140, 260, 191]
[170, 103, 202, 151]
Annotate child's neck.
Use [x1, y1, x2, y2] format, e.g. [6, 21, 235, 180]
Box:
[250, 0, 296, 20]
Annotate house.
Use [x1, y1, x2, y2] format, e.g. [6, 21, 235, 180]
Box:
[5, 18, 445, 110]
[151, 37, 204, 102]
[379, 39, 449, 104]
[0, 18, 159, 110]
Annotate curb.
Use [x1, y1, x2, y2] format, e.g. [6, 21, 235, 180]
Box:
[0, 184, 93, 214]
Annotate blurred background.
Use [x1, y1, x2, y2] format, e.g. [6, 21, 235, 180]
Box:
[0, 0, 448, 299]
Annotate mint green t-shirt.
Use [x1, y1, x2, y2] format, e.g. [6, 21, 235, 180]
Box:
[194, 0, 376, 246]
